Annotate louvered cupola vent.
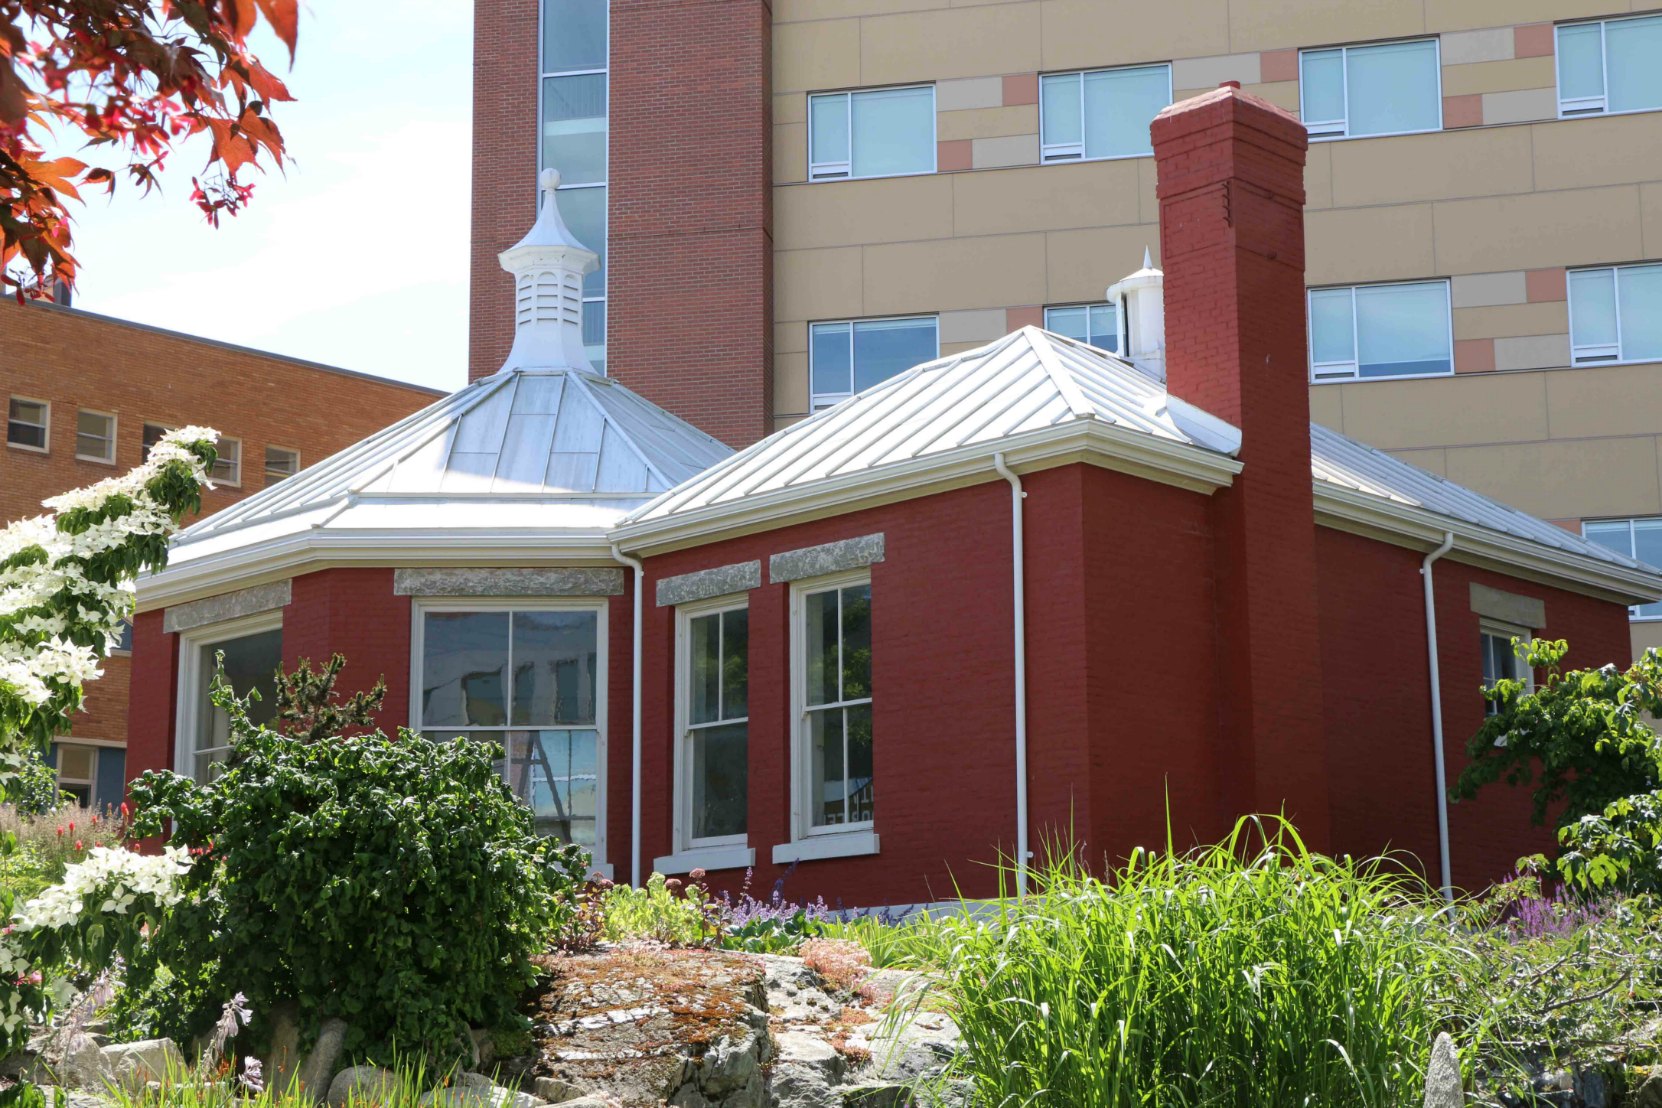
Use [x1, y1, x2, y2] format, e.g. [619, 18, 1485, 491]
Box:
[497, 168, 600, 374]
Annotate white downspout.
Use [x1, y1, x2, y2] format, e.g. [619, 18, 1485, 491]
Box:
[992, 452, 1030, 897]
[1421, 531, 1456, 902]
[611, 543, 645, 888]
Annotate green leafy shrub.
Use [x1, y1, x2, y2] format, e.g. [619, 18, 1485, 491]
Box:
[8, 748, 67, 816]
[937, 818, 1455, 1108]
[600, 872, 720, 946]
[125, 664, 588, 1059]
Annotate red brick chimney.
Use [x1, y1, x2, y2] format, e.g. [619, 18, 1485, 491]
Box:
[1151, 83, 1332, 848]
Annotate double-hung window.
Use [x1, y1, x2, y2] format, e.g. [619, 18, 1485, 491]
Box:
[1568, 263, 1662, 366]
[414, 601, 605, 854]
[1584, 518, 1662, 619]
[52, 743, 99, 808]
[1045, 303, 1121, 354]
[176, 613, 284, 782]
[7, 397, 48, 451]
[809, 85, 936, 181]
[1308, 280, 1453, 381]
[75, 410, 116, 463]
[1040, 64, 1172, 162]
[664, 600, 750, 871]
[794, 574, 874, 842]
[265, 446, 301, 484]
[1300, 39, 1442, 138]
[1558, 15, 1662, 117]
[1480, 622, 1534, 717]
[141, 422, 172, 458]
[810, 316, 938, 409]
[211, 437, 242, 486]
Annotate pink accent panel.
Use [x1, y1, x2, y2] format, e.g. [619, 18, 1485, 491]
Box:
[1006, 306, 1044, 332]
[1455, 338, 1497, 373]
[937, 139, 973, 172]
[1515, 23, 1555, 59]
[1002, 73, 1038, 106]
[1444, 94, 1484, 129]
[1526, 267, 1567, 302]
[1261, 49, 1299, 83]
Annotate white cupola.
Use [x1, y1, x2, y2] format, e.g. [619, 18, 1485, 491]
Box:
[497, 168, 600, 374]
[1107, 248, 1166, 382]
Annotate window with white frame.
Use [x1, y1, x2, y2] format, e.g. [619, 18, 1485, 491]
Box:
[53, 742, 98, 807]
[1568, 263, 1662, 366]
[809, 85, 936, 181]
[414, 602, 604, 852]
[1558, 14, 1662, 117]
[541, 0, 608, 370]
[794, 575, 873, 835]
[1045, 303, 1121, 354]
[177, 614, 283, 782]
[75, 409, 116, 463]
[1308, 280, 1453, 381]
[211, 437, 242, 485]
[1583, 517, 1662, 619]
[674, 601, 749, 858]
[1300, 39, 1442, 138]
[141, 422, 172, 458]
[265, 445, 300, 484]
[1040, 64, 1171, 162]
[810, 315, 938, 408]
[7, 397, 48, 451]
[1480, 621, 1533, 716]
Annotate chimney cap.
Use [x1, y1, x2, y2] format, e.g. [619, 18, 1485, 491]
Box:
[1220, 80, 1241, 89]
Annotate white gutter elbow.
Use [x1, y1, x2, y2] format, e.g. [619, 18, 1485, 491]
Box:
[992, 452, 1031, 897]
[610, 542, 645, 889]
[1421, 531, 1456, 902]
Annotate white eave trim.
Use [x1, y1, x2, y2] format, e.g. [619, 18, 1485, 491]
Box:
[1314, 482, 1662, 606]
[612, 420, 1242, 557]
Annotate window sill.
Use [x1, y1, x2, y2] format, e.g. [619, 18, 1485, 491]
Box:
[589, 861, 614, 882]
[653, 844, 756, 875]
[772, 830, 879, 864]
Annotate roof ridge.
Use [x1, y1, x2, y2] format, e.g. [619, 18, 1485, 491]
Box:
[564, 370, 674, 490]
[1020, 327, 1097, 420]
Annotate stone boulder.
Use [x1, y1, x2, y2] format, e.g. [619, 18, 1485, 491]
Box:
[327, 1064, 402, 1107]
[1423, 1033, 1461, 1108]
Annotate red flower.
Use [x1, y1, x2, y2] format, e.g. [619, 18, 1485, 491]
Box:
[74, 840, 83, 851]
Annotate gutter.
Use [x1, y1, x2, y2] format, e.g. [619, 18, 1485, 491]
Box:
[1421, 531, 1456, 902]
[992, 453, 1031, 897]
[611, 543, 645, 888]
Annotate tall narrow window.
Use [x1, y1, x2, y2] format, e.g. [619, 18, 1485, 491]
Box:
[7, 397, 49, 451]
[1040, 64, 1171, 162]
[1584, 518, 1662, 619]
[1558, 15, 1662, 117]
[810, 316, 939, 408]
[52, 743, 98, 807]
[1045, 303, 1120, 354]
[415, 602, 604, 852]
[797, 576, 873, 833]
[1308, 280, 1452, 381]
[178, 616, 283, 781]
[1480, 623, 1533, 716]
[809, 86, 936, 181]
[676, 602, 749, 857]
[75, 410, 116, 463]
[1568, 263, 1662, 366]
[1300, 39, 1442, 138]
[265, 445, 301, 483]
[211, 437, 242, 486]
[141, 422, 172, 458]
[541, 0, 608, 370]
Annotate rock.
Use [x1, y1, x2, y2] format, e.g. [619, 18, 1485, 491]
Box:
[417, 1082, 549, 1108]
[533, 1076, 586, 1103]
[97, 1039, 185, 1093]
[265, 1003, 303, 1099]
[1575, 1067, 1612, 1108]
[297, 1018, 348, 1098]
[328, 1065, 402, 1107]
[1633, 1070, 1662, 1108]
[840, 1086, 910, 1108]
[1422, 1033, 1461, 1108]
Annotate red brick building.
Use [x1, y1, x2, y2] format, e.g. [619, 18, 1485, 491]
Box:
[1, 300, 440, 805]
[130, 89, 1660, 906]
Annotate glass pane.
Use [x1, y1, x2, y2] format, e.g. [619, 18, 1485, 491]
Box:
[197, 627, 282, 760]
[811, 322, 852, 399]
[1301, 49, 1346, 124]
[556, 186, 606, 296]
[810, 94, 849, 168]
[688, 612, 720, 725]
[56, 744, 94, 782]
[1088, 303, 1119, 353]
[1309, 288, 1355, 364]
[845, 703, 873, 824]
[1046, 305, 1089, 342]
[582, 297, 606, 348]
[850, 86, 934, 178]
[691, 721, 747, 840]
[1040, 73, 1082, 147]
[1346, 40, 1441, 136]
[1558, 23, 1605, 104]
[211, 440, 240, 482]
[809, 707, 846, 827]
[1584, 520, 1634, 558]
[1617, 264, 1662, 362]
[1606, 16, 1662, 113]
[422, 612, 509, 727]
[542, 75, 607, 186]
[804, 589, 839, 706]
[541, 0, 606, 73]
[1082, 64, 1169, 157]
[512, 610, 598, 726]
[1635, 519, 1662, 617]
[1355, 282, 1450, 377]
[851, 316, 937, 392]
[1570, 268, 1618, 349]
[722, 607, 748, 719]
[75, 411, 111, 458]
[840, 584, 871, 700]
[504, 729, 598, 849]
[1480, 634, 1501, 688]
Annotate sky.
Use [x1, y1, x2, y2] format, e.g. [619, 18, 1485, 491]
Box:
[62, 1, 475, 394]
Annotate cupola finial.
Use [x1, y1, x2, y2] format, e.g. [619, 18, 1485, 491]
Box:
[496, 166, 600, 374]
